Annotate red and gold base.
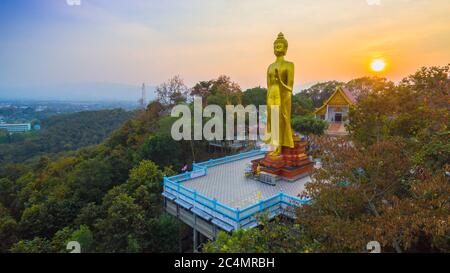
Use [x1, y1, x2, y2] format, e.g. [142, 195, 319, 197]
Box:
[252, 135, 314, 181]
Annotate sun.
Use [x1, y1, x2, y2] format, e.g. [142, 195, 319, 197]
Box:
[370, 59, 386, 72]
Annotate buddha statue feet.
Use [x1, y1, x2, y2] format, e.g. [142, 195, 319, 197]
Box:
[268, 147, 283, 160]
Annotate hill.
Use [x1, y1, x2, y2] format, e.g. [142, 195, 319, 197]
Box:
[0, 109, 135, 164]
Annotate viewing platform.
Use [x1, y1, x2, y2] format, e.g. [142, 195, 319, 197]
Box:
[162, 149, 312, 243]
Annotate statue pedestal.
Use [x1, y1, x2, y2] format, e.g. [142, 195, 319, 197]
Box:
[252, 136, 314, 181]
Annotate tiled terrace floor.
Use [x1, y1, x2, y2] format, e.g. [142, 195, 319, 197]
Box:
[182, 155, 311, 209]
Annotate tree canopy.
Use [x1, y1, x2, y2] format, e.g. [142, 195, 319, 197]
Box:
[204, 65, 450, 253]
[0, 109, 134, 164]
[1, 67, 448, 253]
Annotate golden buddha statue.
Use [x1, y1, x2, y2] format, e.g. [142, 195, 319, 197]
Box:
[265, 33, 295, 157]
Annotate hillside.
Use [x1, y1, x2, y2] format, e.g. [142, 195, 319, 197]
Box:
[0, 68, 448, 253]
[0, 100, 214, 252]
[0, 109, 135, 164]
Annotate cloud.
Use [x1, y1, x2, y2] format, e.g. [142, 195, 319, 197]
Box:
[0, 0, 449, 92]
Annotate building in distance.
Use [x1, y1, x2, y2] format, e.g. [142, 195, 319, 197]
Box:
[314, 86, 356, 136]
[0, 123, 32, 133]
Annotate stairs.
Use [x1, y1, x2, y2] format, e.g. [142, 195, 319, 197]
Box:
[326, 122, 348, 136]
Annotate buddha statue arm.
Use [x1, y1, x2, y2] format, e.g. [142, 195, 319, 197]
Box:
[276, 64, 294, 92]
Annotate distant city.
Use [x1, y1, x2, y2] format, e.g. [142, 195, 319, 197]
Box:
[0, 99, 141, 126]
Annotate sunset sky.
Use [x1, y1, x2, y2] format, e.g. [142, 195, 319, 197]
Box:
[0, 0, 449, 98]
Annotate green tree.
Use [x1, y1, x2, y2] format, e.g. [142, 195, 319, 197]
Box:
[292, 115, 328, 135]
[126, 160, 172, 214]
[298, 81, 344, 107]
[348, 65, 449, 171]
[69, 158, 115, 204]
[10, 237, 52, 253]
[203, 216, 319, 253]
[191, 80, 214, 100]
[74, 202, 101, 228]
[0, 98, 184, 253]
[0, 178, 17, 207]
[204, 66, 450, 253]
[300, 135, 449, 252]
[50, 225, 95, 253]
[156, 75, 189, 107]
[145, 213, 181, 252]
[292, 93, 314, 115]
[0, 205, 19, 252]
[345, 76, 394, 100]
[242, 87, 267, 107]
[70, 225, 94, 253]
[95, 191, 147, 252]
[192, 75, 242, 107]
[19, 204, 53, 239]
[137, 134, 182, 169]
[50, 226, 74, 252]
[0, 129, 10, 144]
[0, 109, 134, 164]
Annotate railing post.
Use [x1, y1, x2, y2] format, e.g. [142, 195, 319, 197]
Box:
[236, 208, 240, 222]
[259, 200, 263, 211]
[278, 192, 283, 209]
[194, 190, 197, 202]
[213, 198, 217, 209]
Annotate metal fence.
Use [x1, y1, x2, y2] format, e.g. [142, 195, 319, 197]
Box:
[163, 149, 311, 228]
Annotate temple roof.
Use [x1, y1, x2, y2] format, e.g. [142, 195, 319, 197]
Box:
[341, 87, 357, 104]
[314, 86, 356, 114]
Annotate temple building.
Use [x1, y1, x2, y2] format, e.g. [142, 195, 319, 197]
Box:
[314, 86, 356, 136]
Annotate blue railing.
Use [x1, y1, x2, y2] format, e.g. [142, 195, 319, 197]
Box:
[194, 149, 266, 169]
[163, 149, 311, 229]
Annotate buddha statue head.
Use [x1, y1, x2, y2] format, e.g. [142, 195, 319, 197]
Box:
[273, 32, 288, 57]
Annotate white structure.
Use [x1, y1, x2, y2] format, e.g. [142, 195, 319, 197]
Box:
[0, 123, 32, 133]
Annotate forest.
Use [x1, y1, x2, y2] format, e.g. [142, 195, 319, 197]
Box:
[0, 65, 448, 253]
[0, 109, 135, 164]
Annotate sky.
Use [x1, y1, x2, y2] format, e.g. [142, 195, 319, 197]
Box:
[0, 0, 449, 100]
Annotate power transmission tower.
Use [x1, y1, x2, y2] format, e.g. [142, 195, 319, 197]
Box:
[138, 83, 146, 108]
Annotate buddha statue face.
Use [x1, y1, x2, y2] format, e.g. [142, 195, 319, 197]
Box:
[273, 33, 288, 57]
